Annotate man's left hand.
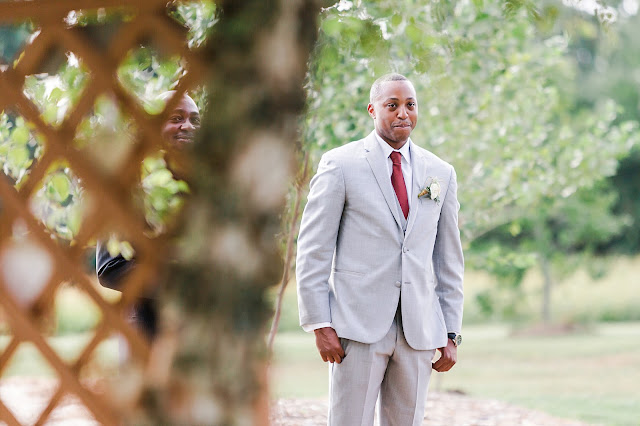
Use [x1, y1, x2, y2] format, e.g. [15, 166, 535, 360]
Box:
[432, 338, 457, 372]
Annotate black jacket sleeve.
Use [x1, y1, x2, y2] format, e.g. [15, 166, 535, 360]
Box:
[95, 240, 136, 291]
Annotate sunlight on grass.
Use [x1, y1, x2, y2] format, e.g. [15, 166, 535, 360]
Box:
[463, 255, 640, 323]
[267, 255, 640, 424]
[0, 334, 118, 378]
[270, 323, 640, 426]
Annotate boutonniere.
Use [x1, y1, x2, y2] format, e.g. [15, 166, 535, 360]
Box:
[418, 177, 441, 205]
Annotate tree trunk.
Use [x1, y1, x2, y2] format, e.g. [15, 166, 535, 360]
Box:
[539, 253, 553, 324]
[135, 1, 325, 424]
[534, 218, 553, 324]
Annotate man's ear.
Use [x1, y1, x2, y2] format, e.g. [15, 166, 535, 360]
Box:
[367, 103, 375, 119]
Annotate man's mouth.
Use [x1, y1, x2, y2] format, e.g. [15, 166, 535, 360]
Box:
[175, 134, 194, 142]
[393, 123, 411, 128]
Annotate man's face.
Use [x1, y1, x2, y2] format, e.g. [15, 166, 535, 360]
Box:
[367, 80, 418, 148]
[161, 94, 201, 146]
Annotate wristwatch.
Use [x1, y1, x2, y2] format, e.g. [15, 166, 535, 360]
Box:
[447, 332, 462, 347]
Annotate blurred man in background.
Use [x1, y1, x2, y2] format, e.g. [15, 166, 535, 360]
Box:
[96, 91, 200, 341]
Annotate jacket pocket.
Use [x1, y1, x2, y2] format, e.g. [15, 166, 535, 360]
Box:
[433, 297, 447, 330]
[332, 268, 365, 277]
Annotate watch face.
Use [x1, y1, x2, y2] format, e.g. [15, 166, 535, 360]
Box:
[454, 334, 462, 346]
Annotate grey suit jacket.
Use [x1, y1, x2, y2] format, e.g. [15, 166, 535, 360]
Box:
[296, 131, 463, 350]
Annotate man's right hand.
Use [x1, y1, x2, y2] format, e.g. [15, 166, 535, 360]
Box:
[314, 327, 345, 363]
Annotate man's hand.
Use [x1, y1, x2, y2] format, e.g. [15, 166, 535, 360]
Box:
[314, 327, 345, 363]
[432, 338, 457, 372]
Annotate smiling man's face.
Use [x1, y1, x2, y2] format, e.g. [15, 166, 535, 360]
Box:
[367, 80, 418, 149]
[161, 94, 201, 146]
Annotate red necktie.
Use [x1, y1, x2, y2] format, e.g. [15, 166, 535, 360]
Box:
[390, 151, 409, 219]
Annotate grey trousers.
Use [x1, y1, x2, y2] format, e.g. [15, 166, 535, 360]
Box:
[328, 311, 436, 426]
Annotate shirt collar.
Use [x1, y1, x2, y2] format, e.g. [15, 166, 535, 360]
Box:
[375, 132, 412, 163]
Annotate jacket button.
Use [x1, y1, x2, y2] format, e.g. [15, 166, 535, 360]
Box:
[395, 281, 401, 288]
[402, 247, 409, 253]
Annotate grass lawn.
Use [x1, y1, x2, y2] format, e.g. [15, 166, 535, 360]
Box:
[0, 333, 118, 378]
[269, 322, 640, 426]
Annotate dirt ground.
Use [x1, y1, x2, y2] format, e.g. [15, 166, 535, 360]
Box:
[0, 377, 591, 425]
[270, 393, 592, 426]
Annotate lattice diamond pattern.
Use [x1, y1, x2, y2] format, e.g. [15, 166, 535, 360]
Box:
[73, 94, 138, 177]
[0, 1, 208, 424]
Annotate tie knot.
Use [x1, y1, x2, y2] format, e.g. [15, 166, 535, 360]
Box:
[390, 151, 402, 165]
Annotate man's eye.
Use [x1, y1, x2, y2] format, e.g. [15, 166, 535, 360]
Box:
[170, 116, 183, 122]
[408, 102, 416, 107]
[387, 103, 396, 108]
[191, 117, 201, 126]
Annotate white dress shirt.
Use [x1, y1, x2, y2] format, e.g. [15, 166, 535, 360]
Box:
[302, 132, 413, 333]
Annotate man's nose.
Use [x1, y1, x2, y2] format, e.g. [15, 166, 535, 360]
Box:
[180, 120, 196, 131]
[397, 106, 408, 119]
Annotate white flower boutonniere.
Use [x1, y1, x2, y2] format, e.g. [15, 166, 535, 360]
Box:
[418, 177, 441, 205]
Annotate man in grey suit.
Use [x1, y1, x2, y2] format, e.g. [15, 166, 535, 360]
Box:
[296, 73, 464, 426]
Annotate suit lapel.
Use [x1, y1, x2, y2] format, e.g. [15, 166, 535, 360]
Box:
[405, 143, 428, 237]
[364, 132, 403, 230]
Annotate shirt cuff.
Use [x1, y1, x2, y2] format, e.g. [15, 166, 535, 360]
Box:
[302, 322, 332, 333]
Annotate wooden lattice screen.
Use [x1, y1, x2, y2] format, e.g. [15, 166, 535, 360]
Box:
[0, 1, 207, 424]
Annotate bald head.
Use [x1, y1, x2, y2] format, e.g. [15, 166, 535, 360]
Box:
[369, 73, 412, 104]
[160, 91, 200, 146]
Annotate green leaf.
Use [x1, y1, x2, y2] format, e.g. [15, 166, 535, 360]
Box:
[43, 104, 59, 125]
[144, 98, 166, 115]
[149, 186, 171, 207]
[176, 180, 190, 193]
[7, 145, 29, 168]
[107, 237, 121, 257]
[322, 17, 342, 38]
[391, 14, 402, 28]
[144, 169, 173, 187]
[48, 173, 71, 203]
[405, 23, 422, 44]
[120, 241, 135, 260]
[11, 127, 29, 145]
[49, 87, 64, 103]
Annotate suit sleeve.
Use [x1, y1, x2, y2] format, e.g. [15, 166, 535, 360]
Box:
[96, 240, 135, 291]
[296, 153, 346, 327]
[433, 166, 464, 333]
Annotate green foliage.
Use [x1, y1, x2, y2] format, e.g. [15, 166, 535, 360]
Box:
[141, 154, 190, 234]
[106, 235, 135, 261]
[31, 164, 85, 241]
[466, 242, 536, 318]
[22, 53, 90, 127]
[468, 178, 630, 320]
[0, 114, 43, 186]
[169, 0, 218, 49]
[117, 46, 184, 114]
[567, 8, 640, 254]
